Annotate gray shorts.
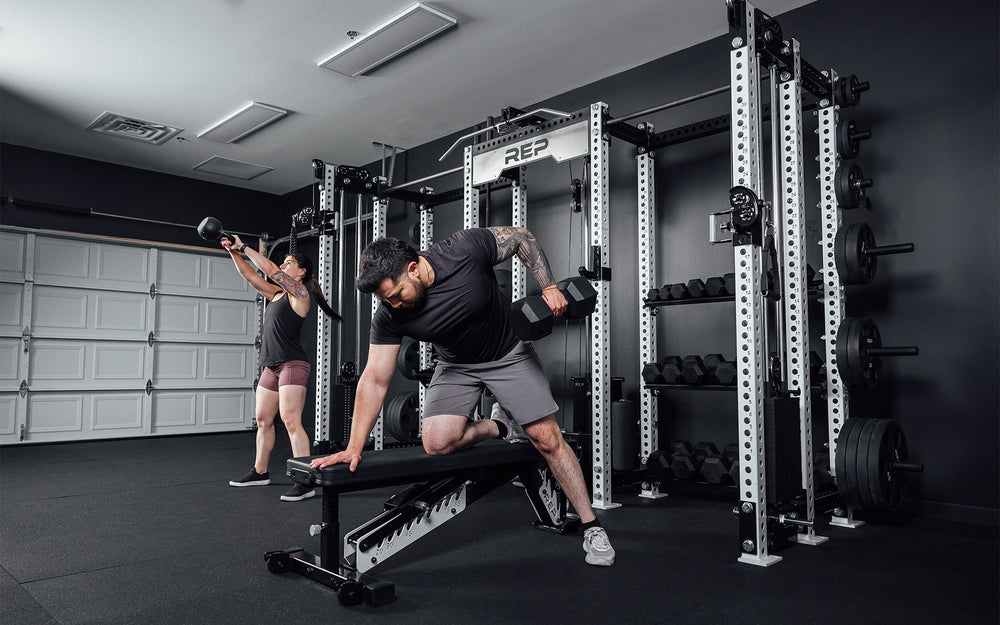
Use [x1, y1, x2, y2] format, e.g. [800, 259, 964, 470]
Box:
[421, 341, 558, 426]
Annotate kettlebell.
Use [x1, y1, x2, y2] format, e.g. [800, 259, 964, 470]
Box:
[197, 216, 230, 242]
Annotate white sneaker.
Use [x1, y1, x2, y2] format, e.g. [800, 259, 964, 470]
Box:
[583, 527, 616, 566]
[490, 402, 528, 443]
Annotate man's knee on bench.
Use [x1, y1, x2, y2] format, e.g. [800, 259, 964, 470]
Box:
[419, 414, 478, 455]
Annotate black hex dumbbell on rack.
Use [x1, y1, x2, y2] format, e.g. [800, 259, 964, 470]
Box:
[661, 356, 684, 384]
[671, 441, 718, 480]
[681, 355, 707, 385]
[703, 354, 738, 385]
[510, 276, 597, 340]
[701, 443, 739, 485]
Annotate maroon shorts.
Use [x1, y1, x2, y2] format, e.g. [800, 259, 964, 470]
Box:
[258, 360, 311, 391]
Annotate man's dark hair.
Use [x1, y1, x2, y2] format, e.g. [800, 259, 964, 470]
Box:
[356, 236, 418, 293]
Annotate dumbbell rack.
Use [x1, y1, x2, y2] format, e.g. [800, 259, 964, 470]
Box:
[636, 0, 889, 566]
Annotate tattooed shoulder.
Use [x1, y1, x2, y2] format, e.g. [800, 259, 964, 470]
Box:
[270, 270, 309, 298]
[490, 226, 525, 261]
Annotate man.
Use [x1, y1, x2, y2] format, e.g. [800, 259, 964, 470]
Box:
[310, 226, 615, 566]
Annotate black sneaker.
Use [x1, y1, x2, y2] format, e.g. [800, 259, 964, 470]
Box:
[280, 483, 316, 502]
[229, 468, 270, 487]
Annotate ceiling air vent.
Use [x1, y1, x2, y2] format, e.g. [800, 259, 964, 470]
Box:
[86, 112, 183, 145]
[193, 156, 273, 180]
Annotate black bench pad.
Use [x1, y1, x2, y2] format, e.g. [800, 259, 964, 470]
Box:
[287, 440, 540, 491]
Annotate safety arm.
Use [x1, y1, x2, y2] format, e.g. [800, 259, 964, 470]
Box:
[488, 226, 558, 291]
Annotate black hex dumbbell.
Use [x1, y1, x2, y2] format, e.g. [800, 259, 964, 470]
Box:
[701, 443, 738, 484]
[687, 278, 708, 298]
[703, 354, 737, 385]
[510, 276, 597, 340]
[661, 356, 683, 384]
[642, 361, 665, 385]
[671, 440, 712, 480]
[646, 449, 672, 479]
[681, 355, 706, 385]
[668, 283, 690, 300]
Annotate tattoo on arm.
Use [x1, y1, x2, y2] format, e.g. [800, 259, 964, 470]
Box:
[269, 270, 309, 299]
[490, 227, 556, 289]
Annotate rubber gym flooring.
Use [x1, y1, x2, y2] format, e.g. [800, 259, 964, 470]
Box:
[2, 431, 996, 625]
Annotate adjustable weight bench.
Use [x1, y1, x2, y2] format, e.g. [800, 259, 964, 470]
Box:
[264, 440, 579, 606]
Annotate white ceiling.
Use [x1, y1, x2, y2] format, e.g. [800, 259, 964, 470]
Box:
[0, 0, 813, 196]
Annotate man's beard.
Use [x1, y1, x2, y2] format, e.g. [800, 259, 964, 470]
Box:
[400, 278, 426, 310]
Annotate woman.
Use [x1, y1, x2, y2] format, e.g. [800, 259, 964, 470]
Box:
[221, 234, 343, 502]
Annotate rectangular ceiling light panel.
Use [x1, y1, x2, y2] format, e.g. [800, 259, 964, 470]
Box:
[193, 156, 273, 180]
[198, 102, 288, 143]
[319, 3, 457, 76]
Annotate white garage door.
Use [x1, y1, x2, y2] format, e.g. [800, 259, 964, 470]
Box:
[0, 227, 261, 444]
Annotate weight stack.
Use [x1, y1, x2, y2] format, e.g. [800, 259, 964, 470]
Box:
[330, 381, 356, 446]
[764, 396, 801, 504]
[611, 399, 638, 472]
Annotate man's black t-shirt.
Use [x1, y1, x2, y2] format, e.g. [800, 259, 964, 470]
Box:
[369, 228, 518, 363]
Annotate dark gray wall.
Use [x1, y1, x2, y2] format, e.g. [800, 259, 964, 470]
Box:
[0, 144, 285, 245]
[358, 0, 999, 522]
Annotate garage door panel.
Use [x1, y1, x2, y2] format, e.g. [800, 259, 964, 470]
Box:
[156, 298, 201, 334]
[0, 394, 17, 437]
[34, 237, 151, 290]
[206, 256, 253, 293]
[27, 394, 84, 433]
[29, 340, 147, 390]
[0, 339, 20, 388]
[32, 286, 150, 339]
[157, 250, 254, 299]
[0, 283, 24, 333]
[30, 341, 87, 382]
[203, 391, 249, 425]
[34, 237, 90, 281]
[205, 300, 252, 335]
[25, 391, 147, 441]
[204, 346, 249, 380]
[152, 390, 251, 431]
[154, 344, 253, 388]
[155, 297, 255, 343]
[33, 287, 89, 330]
[0, 232, 26, 281]
[95, 245, 150, 285]
[94, 292, 148, 332]
[91, 394, 144, 431]
[151, 392, 198, 429]
[158, 251, 202, 290]
[93, 344, 147, 382]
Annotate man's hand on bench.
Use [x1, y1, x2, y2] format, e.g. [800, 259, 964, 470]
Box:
[310, 450, 362, 472]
